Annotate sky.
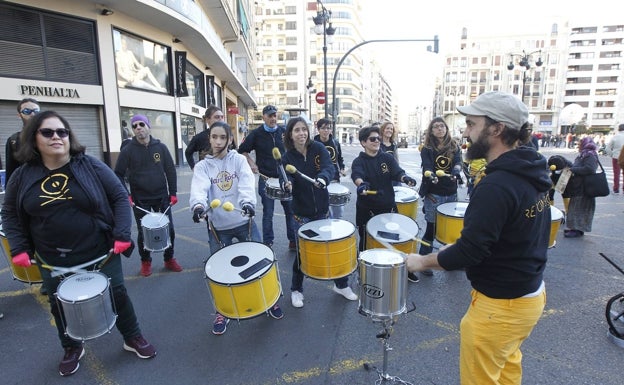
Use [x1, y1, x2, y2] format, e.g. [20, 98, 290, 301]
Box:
[359, 0, 619, 123]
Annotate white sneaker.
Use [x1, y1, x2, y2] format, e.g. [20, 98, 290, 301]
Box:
[333, 285, 358, 301]
[291, 291, 304, 308]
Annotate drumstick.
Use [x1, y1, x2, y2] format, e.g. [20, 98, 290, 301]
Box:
[272, 148, 289, 188]
[285, 164, 316, 184]
[363, 190, 378, 195]
[378, 216, 432, 247]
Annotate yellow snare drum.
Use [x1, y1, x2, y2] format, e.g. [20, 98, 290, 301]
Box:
[394, 186, 418, 220]
[0, 230, 42, 284]
[549, 206, 564, 248]
[298, 219, 357, 280]
[365, 213, 419, 254]
[435, 202, 468, 245]
[204, 242, 281, 319]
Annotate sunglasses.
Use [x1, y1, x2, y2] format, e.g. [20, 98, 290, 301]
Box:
[132, 122, 147, 129]
[367, 136, 380, 142]
[21, 108, 40, 115]
[38, 128, 70, 138]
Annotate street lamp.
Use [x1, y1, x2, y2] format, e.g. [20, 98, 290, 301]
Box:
[312, 0, 335, 119]
[306, 76, 316, 120]
[506, 50, 543, 103]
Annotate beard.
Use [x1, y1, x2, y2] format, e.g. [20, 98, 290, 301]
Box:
[466, 129, 491, 161]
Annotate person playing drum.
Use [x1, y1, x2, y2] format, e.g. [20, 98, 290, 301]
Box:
[282, 117, 358, 308]
[189, 121, 283, 334]
[1, 111, 156, 377]
[351, 126, 417, 252]
[406, 92, 551, 385]
[114, 114, 182, 277]
[313, 118, 347, 219]
[417, 117, 463, 280]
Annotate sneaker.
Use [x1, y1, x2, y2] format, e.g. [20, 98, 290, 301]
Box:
[291, 291, 304, 308]
[140, 261, 152, 277]
[421, 269, 434, 277]
[407, 272, 420, 283]
[268, 304, 284, 319]
[212, 313, 230, 335]
[564, 229, 582, 238]
[164, 258, 183, 272]
[288, 241, 297, 251]
[123, 335, 157, 358]
[332, 285, 358, 301]
[59, 345, 85, 376]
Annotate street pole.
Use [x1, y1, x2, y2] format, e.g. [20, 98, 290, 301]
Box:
[330, 37, 439, 138]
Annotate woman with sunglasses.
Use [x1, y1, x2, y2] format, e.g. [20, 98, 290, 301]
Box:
[1, 111, 156, 377]
[351, 126, 417, 251]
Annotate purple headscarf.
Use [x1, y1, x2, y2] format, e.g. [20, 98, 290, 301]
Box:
[579, 136, 597, 158]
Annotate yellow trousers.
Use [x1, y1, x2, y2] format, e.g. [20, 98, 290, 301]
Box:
[459, 288, 546, 385]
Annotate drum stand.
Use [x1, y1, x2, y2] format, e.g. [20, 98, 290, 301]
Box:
[363, 318, 413, 385]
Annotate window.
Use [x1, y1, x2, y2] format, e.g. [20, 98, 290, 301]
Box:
[114, 29, 170, 93]
[181, 60, 205, 107]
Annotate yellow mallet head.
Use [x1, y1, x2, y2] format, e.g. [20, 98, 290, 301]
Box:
[436, 170, 446, 177]
[272, 147, 282, 160]
[549, 165, 557, 171]
[424, 170, 432, 177]
[222, 202, 235, 212]
[285, 164, 297, 174]
[210, 199, 222, 209]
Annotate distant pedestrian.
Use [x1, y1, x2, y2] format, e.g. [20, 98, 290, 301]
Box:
[5, 98, 40, 182]
[185, 105, 225, 170]
[607, 124, 624, 194]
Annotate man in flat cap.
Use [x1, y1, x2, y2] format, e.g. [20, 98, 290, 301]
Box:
[406, 91, 552, 385]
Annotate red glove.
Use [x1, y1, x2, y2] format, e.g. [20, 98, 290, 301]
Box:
[128, 196, 134, 206]
[113, 240, 132, 254]
[170, 195, 178, 206]
[13, 252, 32, 267]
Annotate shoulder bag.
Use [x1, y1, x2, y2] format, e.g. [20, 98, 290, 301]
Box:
[583, 157, 610, 198]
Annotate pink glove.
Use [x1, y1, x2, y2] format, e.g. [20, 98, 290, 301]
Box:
[13, 252, 32, 267]
[113, 240, 132, 254]
[128, 196, 134, 206]
[169, 195, 178, 206]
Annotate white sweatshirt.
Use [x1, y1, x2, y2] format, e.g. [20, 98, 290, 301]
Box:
[189, 150, 256, 231]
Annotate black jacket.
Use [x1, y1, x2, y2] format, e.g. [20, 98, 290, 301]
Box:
[313, 134, 345, 181]
[351, 151, 405, 210]
[237, 125, 286, 178]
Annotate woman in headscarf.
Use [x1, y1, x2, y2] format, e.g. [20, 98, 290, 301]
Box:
[564, 136, 599, 238]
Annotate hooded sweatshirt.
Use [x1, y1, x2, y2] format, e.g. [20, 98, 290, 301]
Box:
[351, 150, 406, 210]
[189, 150, 256, 231]
[438, 147, 552, 299]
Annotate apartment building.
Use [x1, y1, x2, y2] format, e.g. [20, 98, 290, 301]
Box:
[0, 0, 256, 167]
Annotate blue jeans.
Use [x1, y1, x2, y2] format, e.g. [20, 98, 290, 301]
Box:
[291, 213, 349, 292]
[329, 204, 344, 219]
[208, 220, 261, 254]
[258, 177, 295, 245]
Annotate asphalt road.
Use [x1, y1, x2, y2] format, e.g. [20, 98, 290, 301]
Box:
[1, 145, 624, 385]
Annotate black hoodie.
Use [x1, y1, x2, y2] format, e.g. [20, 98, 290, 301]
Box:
[438, 147, 552, 299]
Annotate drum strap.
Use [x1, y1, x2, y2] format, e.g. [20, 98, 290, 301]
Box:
[208, 220, 224, 248]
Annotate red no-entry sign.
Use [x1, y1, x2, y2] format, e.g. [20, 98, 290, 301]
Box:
[315, 92, 326, 104]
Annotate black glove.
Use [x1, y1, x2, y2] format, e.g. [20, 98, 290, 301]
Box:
[242, 203, 255, 217]
[357, 182, 370, 195]
[192, 206, 206, 223]
[403, 175, 417, 187]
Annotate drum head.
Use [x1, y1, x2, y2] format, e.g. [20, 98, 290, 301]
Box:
[327, 183, 349, 195]
[394, 186, 417, 203]
[360, 249, 405, 265]
[550, 206, 563, 221]
[298, 219, 355, 241]
[266, 178, 280, 188]
[141, 212, 169, 227]
[366, 213, 419, 243]
[57, 272, 108, 301]
[205, 242, 274, 284]
[436, 202, 468, 217]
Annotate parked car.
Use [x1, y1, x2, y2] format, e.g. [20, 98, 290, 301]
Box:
[398, 137, 409, 148]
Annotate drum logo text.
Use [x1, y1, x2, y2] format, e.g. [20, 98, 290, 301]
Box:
[363, 284, 384, 299]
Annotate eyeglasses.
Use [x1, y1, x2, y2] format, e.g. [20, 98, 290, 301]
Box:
[20, 108, 40, 115]
[132, 122, 147, 129]
[319, 125, 331, 130]
[432, 123, 446, 129]
[38, 128, 70, 138]
[367, 136, 381, 142]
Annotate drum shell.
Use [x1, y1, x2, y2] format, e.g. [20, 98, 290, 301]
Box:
[549, 206, 564, 248]
[141, 212, 171, 252]
[298, 219, 357, 280]
[265, 178, 292, 201]
[327, 183, 351, 207]
[0, 229, 42, 284]
[365, 213, 419, 254]
[358, 249, 407, 319]
[205, 242, 281, 319]
[394, 186, 418, 220]
[56, 272, 117, 341]
[435, 202, 468, 245]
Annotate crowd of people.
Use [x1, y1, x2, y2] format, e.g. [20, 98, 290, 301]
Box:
[2, 93, 623, 383]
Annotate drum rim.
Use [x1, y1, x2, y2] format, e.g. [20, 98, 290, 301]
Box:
[359, 248, 406, 265]
[204, 241, 275, 285]
[57, 271, 109, 301]
[366, 213, 419, 238]
[297, 219, 356, 241]
[436, 202, 468, 216]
